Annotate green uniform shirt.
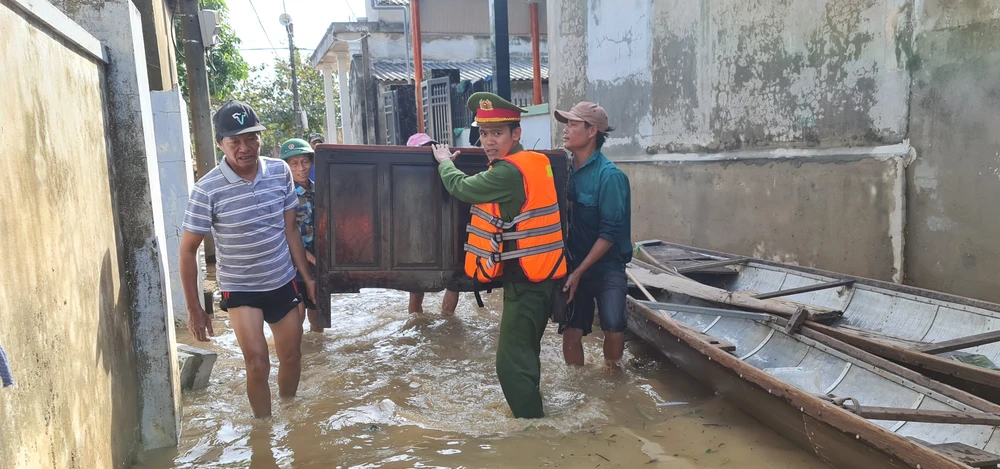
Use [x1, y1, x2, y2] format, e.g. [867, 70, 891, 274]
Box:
[438, 144, 532, 283]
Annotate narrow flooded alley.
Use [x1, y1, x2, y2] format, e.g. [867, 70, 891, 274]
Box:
[138, 289, 824, 469]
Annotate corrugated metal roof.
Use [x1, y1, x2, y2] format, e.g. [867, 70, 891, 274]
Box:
[373, 57, 548, 83]
[376, 0, 409, 5]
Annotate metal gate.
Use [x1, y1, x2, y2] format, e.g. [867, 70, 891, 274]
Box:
[421, 77, 453, 145]
[383, 85, 418, 146]
[382, 90, 400, 145]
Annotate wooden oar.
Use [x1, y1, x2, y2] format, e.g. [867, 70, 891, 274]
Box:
[629, 260, 842, 322]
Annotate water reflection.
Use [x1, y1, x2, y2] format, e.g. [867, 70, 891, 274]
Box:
[138, 289, 824, 469]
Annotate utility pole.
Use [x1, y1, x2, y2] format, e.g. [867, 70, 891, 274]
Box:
[489, 0, 511, 100]
[281, 13, 303, 138]
[180, 0, 216, 260]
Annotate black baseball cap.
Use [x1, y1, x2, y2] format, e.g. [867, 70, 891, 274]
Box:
[213, 100, 266, 139]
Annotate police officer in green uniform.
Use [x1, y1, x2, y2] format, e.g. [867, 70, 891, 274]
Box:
[430, 92, 566, 418]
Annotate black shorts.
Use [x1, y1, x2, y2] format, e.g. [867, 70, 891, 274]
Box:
[558, 270, 628, 336]
[220, 281, 302, 324]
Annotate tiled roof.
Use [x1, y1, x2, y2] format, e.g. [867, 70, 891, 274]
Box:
[373, 57, 548, 83]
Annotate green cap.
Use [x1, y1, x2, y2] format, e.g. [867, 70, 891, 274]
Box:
[279, 138, 314, 161]
[467, 92, 526, 124]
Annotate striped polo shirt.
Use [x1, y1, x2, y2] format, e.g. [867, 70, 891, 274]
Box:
[182, 156, 299, 292]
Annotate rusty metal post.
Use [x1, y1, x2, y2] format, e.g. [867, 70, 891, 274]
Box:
[411, 0, 424, 133]
[530, 1, 542, 105]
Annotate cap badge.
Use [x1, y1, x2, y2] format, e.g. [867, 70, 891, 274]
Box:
[288, 144, 294, 149]
[232, 111, 247, 125]
[479, 99, 494, 111]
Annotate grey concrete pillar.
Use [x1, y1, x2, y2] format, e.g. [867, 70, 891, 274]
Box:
[58, 0, 181, 450]
[546, 0, 588, 148]
[151, 88, 205, 318]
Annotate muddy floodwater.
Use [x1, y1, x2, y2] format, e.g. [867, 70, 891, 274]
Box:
[137, 289, 824, 469]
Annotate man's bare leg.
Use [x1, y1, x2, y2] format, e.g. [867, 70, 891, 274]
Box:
[603, 332, 625, 369]
[269, 307, 304, 398]
[442, 289, 459, 316]
[307, 308, 323, 332]
[229, 306, 272, 418]
[408, 292, 424, 314]
[561, 327, 585, 366]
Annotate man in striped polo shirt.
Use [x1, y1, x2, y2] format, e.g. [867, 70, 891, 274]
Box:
[178, 100, 316, 418]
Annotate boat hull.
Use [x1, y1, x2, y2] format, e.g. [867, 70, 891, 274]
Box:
[626, 299, 969, 469]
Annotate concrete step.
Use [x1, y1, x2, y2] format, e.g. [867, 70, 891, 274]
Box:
[176, 344, 217, 392]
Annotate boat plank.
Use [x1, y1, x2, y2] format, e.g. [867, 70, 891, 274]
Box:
[808, 323, 1000, 400]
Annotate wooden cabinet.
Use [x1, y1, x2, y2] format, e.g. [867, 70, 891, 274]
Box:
[314, 145, 568, 324]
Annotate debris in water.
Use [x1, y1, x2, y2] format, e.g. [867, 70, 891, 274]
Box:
[636, 406, 655, 421]
[596, 453, 610, 462]
[656, 401, 688, 407]
[705, 448, 716, 454]
[722, 457, 731, 465]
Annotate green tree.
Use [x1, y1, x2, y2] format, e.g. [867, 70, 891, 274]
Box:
[233, 51, 340, 153]
[174, 0, 249, 105]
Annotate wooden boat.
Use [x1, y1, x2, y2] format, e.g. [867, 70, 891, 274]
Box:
[626, 240, 1000, 469]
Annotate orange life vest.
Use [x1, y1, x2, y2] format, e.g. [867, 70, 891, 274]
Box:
[464, 150, 567, 283]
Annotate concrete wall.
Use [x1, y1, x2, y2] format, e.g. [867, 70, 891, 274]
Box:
[553, 0, 913, 157]
[622, 154, 906, 281]
[905, 1, 1000, 301]
[58, 0, 182, 450]
[550, 0, 1000, 301]
[0, 2, 139, 468]
[550, 0, 914, 285]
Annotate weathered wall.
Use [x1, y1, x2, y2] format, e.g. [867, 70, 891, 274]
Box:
[550, 0, 913, 284]
[551, 0, 1000, 300]
[906, 0, 1000, 301]
[561, 0, 913, 157]
[622, 155, 905, 281]
[58, 0, 182, 449]
[0, 2, 139, 468]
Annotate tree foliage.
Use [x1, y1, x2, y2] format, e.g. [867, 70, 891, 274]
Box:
[174, 0, 249, 105]
[233, 51, 340, 153]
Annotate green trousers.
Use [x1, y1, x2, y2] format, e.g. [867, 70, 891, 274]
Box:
[496, 280, 556, 419]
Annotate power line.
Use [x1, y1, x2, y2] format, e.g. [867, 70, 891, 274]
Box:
[240, 47, 314, 51]
[343, 0, 357, 21]
[246, 0, 281, 61]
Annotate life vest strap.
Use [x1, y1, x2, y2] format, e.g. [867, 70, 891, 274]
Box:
[464, 239, 564, 263]
[465, 222, 561, 242]
[469, 203, 560, 230]
[498, 240, 564, 261]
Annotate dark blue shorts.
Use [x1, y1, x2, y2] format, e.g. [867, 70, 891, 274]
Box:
[559, 270, 628, 336]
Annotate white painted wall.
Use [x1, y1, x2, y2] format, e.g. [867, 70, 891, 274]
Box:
[521, 105, 552, 151]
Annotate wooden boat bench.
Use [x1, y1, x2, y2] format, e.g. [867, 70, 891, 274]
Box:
[909, 438, 1000, 468]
